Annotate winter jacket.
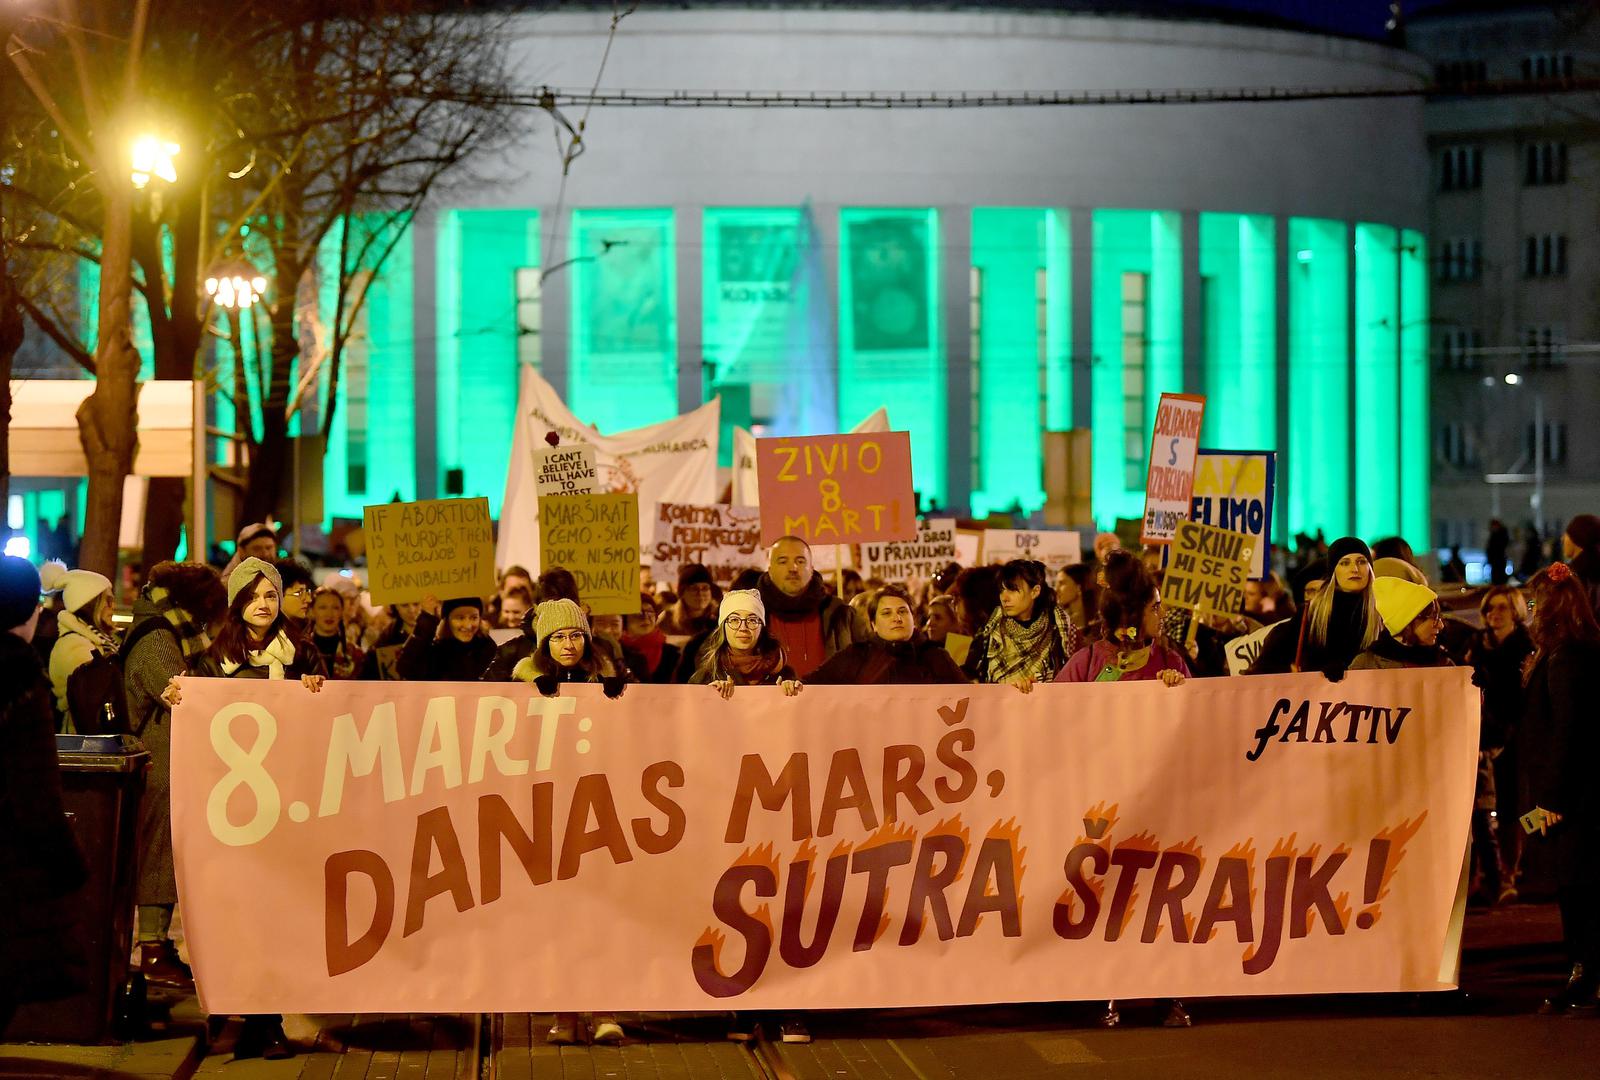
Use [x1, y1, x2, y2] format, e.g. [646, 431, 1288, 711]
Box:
[1467, 625, 1534, 750]
[1056, 640, 1191, 683]
[48, 611, 119, 725]
[511, 650, 629, 698]
[483, 632, 631, 682]
[0, 632, 89, 1006]
[1347, 637, 1454, 671]
[756, 574, 866, 677]
[191, 631, 327, 680]
[806, 639, 970, 685]
[360, 618, 417, 680]
[1519, 639, 1600, 828]
[396, 611, 497, 682]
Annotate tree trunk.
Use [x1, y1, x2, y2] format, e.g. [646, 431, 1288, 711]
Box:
[0, 261, 22, 541]
[77, 184, 140, 577]
[139, 184, 205, 565]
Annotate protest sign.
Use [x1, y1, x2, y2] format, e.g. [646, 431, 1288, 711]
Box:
[954, 529, 983, 567]
[363, 497, 495, 607]
[756, 431, 916, 546]
[732, 408, 889, 507]
[535, 444, 597, 498]
[172, 670, 1477, 1013]
[652, 503, 764, 585]
[1192, 451, 1276, 580]
[1141, 393, 1206, 545]
[982, 529, 1082, 572]
[538, 493, 640, 614]
[944, 632, 973, 666]
[862, 518, 957, 582]
[1225, 621, 1276, 675]
[499, 369, 719, 570]
[1164, 521, 1254, 619]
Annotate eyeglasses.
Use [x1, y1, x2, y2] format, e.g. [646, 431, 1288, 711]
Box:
[285, 585, 312, 599]
[724, 616, 764, 630]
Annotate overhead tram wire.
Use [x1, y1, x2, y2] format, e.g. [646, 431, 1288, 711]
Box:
[463, 78, 1600, 112]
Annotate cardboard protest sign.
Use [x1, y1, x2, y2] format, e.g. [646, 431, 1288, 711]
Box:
[982, 529, 1082, 572]
[538, 493, 640, 614]
[1141, 393, 1206, 544]
[171, 670, 1477, 1013]
[1225, 621, 1276, 675]
[755, 431, 916, 546]
[1191, 451, 1275, 580]
[535, 444, 597, 498]
[944, 632, 973, 666]
[363, 497, 496, 607]
[1164, 520, 1254, 618]
[862, 518, 957, 582]
[651, 503, 764, 585]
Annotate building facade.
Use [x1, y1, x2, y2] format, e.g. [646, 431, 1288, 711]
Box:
[1409, 1, 1600, 557]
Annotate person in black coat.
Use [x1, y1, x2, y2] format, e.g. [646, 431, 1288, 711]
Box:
[808, 586, 969, 686]
[396, 596, 497, 681]
[1560, 513, 1600, 616]
[0, 556, 88, 1032]
[1518, 562, 1600, 1014]
[1247, 539, 1384, 680]
[1466, 585, 1535, 903]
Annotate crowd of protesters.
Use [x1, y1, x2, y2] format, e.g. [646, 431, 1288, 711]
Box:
[4, 511, 1600, 1052]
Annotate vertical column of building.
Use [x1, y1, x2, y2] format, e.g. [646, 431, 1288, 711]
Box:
[677, 205, 705, 415]
[944, 206, 973, 517]
[412, 211, 439, 501]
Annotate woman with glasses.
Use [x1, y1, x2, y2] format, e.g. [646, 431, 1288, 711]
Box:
[1349, 578, 1452, 670]
[274, 560, 316, 638]
[687, 590, 801, 697]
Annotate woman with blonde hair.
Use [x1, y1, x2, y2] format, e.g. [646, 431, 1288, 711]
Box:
[1247, 537, 1384, 680]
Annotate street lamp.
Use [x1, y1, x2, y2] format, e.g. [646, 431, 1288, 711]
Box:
[130, 134, 178, 190]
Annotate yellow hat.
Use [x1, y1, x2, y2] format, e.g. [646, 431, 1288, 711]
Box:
[1373, 576, 1437, 637]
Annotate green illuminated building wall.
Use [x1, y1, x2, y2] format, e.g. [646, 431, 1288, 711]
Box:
[1199, 214, 1276, 448]
[1288, 218, 1350, 539]
[703, 207, 804, 463]
[969, 207, 1069, 517]
[436, 208, 539, 514]
[1354, 223, 1400, 540]
[840, 208, 945, 505]
[1400, 230, 1430, 550]
[1091, 209, 1182, 524]
[320, 214, 417, 521]
[570, 208, 678, 433]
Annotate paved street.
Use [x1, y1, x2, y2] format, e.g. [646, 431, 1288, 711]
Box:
[3, 904, 1596, 1079]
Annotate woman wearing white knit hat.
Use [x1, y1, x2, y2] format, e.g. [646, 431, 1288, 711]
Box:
[40, 561, 119, 733]
[688, 589, 802, 699]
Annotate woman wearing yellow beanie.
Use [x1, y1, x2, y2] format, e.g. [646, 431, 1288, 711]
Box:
[1349, 577, 1452, 669]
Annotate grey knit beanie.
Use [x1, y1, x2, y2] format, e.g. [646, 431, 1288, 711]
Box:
[227, 556, 283, 606]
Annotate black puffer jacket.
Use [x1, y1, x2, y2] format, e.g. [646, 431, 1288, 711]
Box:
[396, 612, 497, 681]
[1467, 625, 1534, 751]
[0, 633, 88, 1007]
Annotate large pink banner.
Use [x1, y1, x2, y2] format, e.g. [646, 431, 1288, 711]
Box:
[171, 670, 1477, 1014]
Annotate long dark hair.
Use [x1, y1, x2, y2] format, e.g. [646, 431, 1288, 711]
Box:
[953, 565, 1001, 633]
[1098, 550, 1158, 643]
[209, 571, 286, 665]
[997, 559, 1055, 621]
[1527, 565, 1600, 656]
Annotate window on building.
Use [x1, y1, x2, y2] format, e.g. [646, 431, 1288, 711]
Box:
[1520, 53, 1574, 81]
[1439, 145, 1483, 191]
[1435, 59, 1489, 89]
[1121, 270, 1148, 492]
[1523, 234, 1568, 278]
[1437, 327, 1484, 371]
[1522, 325, 1567, 368]
[1524, 142, 1569, 185]
[1436, 237, 1483, 282]
[1437, 423, 1476, 468]
[1526, 421, 1568, 466]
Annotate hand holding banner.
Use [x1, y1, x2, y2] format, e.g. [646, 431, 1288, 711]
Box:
[756, 431, 916, 546]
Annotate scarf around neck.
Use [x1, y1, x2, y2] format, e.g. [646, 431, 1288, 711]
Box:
[57, 609, 119, 657]
[145, 584, 213, 660]
[623, 629, 666, 674]
[982, 604, 1078, 684]
[220, 630, 298, 678]
[760, 573, 830, 620]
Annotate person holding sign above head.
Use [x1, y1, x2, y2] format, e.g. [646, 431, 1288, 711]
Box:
[688, 589, 801, 697]
[1518, 562, 1600, 1015]
[754, 536, 867, 678]
[807, 586, 969, 685]
[1056, 551, 1188, 687]
[965, 559, 1080, 692]
[1246, 538, 1383, 681]
[395, 595, 496, 682]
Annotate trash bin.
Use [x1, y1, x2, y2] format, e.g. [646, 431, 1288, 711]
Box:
[3, 734, 150, 1044]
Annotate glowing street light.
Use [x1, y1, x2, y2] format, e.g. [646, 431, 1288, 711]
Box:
[130, 134, 179, 189]
[205, 273, 268, 309]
